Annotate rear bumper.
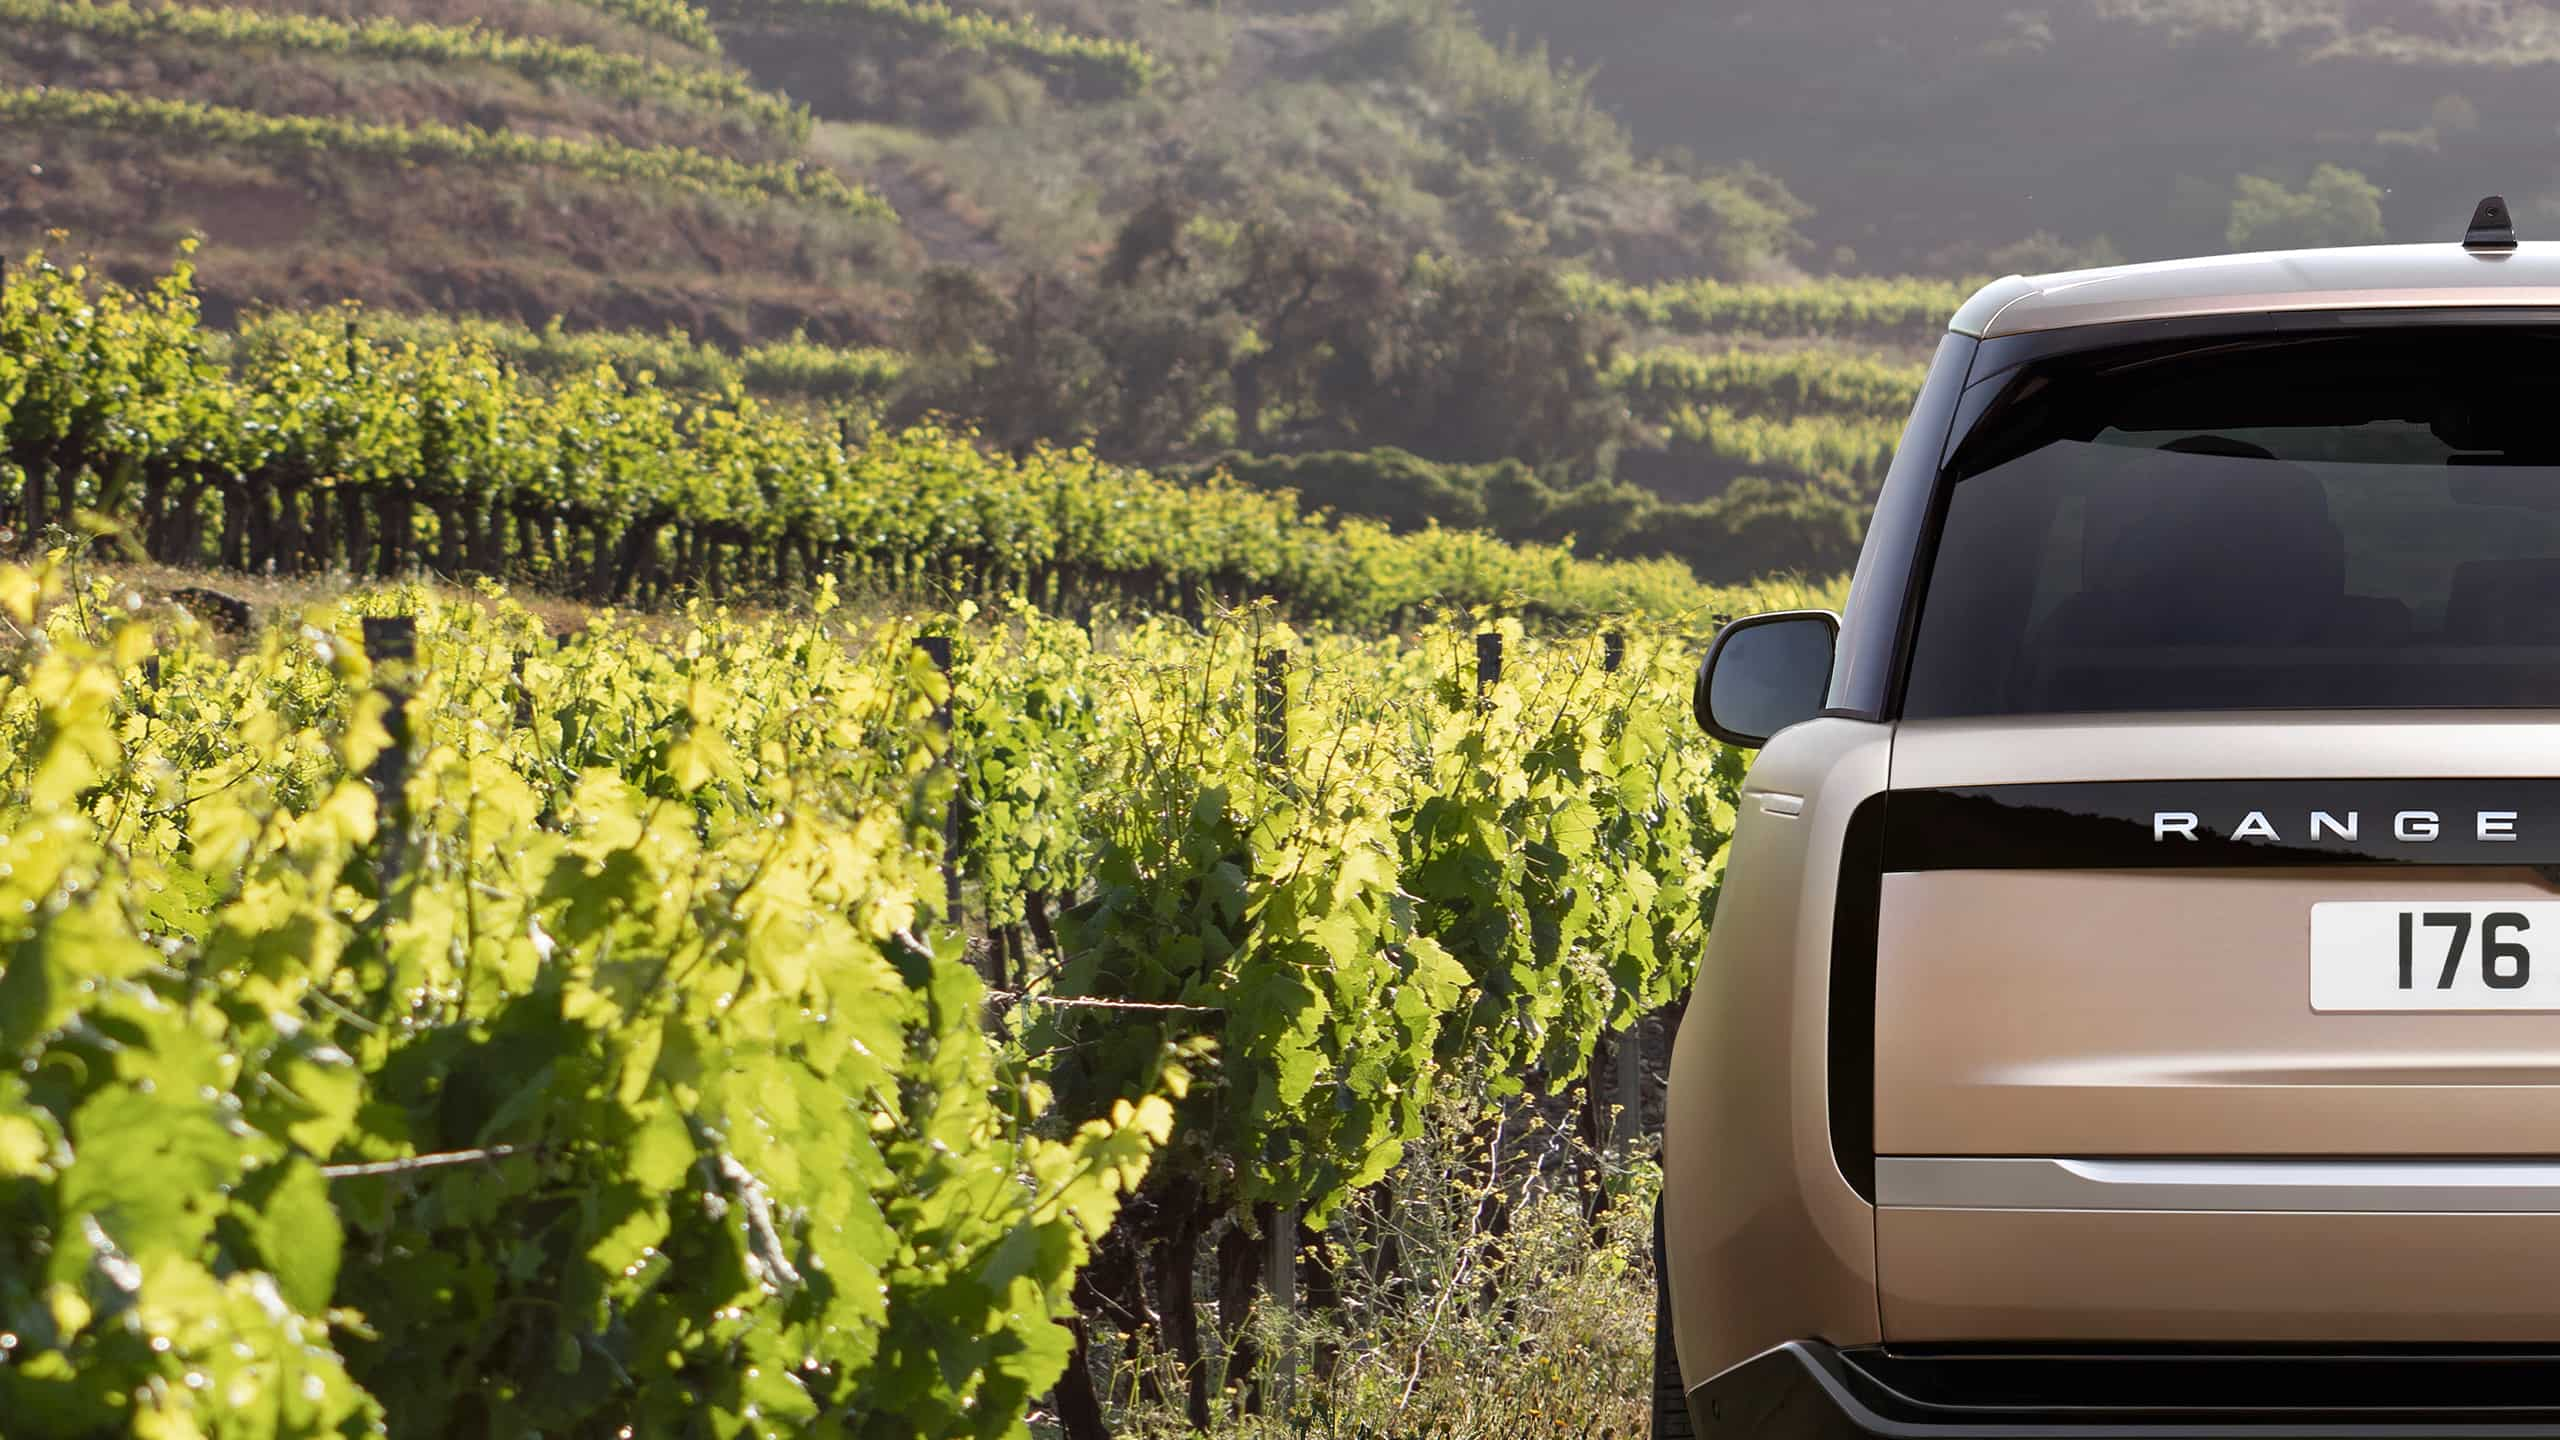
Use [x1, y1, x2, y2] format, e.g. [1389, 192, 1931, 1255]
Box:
[1689, 1342, 2560, 1438]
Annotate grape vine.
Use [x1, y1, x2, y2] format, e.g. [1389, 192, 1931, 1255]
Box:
[230, 308, 905, 407]
[704, 0, 1159, 98]
[1610, 346, 1926, 423]
[1566, 268, 1980, 342]
[0, 88, 887, 217]
[0, 0, 806, 139]
[567, 0, 726, 52]
[2, 253, 1722, 625]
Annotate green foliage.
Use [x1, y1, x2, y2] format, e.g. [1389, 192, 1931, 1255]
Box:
[1644, 476, 1868, 582]
[1022, 610, 1732, 1219]
[0, 87, 889, 217]
[1599, 345, 1918, 492]
[569, 0, 726, 51]
[1210, 449, 1500, 535]
[1322, 0, 1803, 274]
[730, 329, 907, 400]
[0, 562, 1175, 1437]
[236, 308, 905, 407]
[1335, 0, 1625, 184]
[1348, 255, 1629, 468]
[898, 239, 1630, 474]
[1648, 405, 1902, 490]
[708, 0, 1159, 98]
[1207, 448, 1869, 584]
[2226, 162, 2387, 250]
[0, 0, 798, 136]
[1565, 270, 1977, 342]
[979, 611, 1745, 1428]
[1608, 347, 1924, 423]
[1980, 230, 2125, 275]
[3, 254, 1729, 623]
[2092, 0, 2560, 65]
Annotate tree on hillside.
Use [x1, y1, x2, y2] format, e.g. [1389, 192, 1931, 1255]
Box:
[2226, 163, 2386, 251]
[1217, 219, 1402, 452]
[893, 206, 1629, 473]
[895, 268, 1115, 458]
[1317, 255, 1627, 474]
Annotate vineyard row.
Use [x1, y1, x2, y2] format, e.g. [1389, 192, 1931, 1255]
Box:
[1609, 345, 1926, 422]
[289, 309, 1917, 481]
[1567, 268, 1979, 342]
[1649, 404, 1904, 489]
[705, 0, 1159, 98]
[0, 0, 812, 141]
[0, 86, 892, 218]
[561, 0, 725, 52]
[254, 308, 908, 407]
[520, 0, 1162, 96]
[1, 256, 1717, 624]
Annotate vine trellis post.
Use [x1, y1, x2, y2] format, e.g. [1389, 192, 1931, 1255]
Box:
[361, 615, 417, 890]
[1603, 630, 1644, 1163]
[916, 635, 969, 975]
[1253, 646, 1300, 1412]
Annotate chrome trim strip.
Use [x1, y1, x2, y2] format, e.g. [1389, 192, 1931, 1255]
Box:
[1878, 1156, 2560, 1213]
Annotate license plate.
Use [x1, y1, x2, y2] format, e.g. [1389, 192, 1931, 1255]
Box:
[2312, 902, 2560, 1012]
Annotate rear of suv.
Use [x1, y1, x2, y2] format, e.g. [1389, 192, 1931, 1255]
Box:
[1660, 200, 2560, 1436]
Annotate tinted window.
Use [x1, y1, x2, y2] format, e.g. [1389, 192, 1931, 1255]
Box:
[1904, 331, 2560, 718]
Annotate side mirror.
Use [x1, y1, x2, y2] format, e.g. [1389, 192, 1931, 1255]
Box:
[1693, 610, 1840, 747]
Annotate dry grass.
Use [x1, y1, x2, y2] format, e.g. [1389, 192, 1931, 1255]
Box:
[1076, 1091, 1662, 1440]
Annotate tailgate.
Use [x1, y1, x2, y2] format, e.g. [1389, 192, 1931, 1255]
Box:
[1878, 714, 2560, 1157]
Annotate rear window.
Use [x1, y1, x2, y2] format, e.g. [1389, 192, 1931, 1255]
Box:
[1902, 329, 2560, 718]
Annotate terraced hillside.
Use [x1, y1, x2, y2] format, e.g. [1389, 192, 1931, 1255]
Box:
[0, 0, 1803, 343]
[0, 0, 901, 341]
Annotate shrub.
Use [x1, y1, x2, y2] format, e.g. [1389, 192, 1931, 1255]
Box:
[2227, 162, 2386, 250]
[1207, 446, 1869, 585]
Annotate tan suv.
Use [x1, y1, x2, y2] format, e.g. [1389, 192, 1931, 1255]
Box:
[1659, 199, 2560, 1437]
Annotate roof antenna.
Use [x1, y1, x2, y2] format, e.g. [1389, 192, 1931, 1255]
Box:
[2464, 195, 2518, 251]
